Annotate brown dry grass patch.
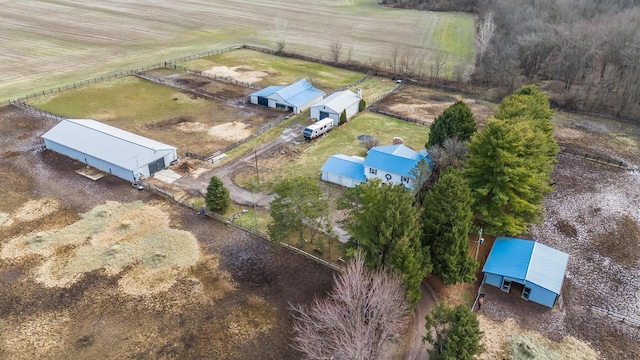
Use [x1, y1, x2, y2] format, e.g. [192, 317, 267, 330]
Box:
[595, 215, 640, 266]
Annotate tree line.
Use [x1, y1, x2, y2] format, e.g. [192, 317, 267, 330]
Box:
[381, 0, 640, 121]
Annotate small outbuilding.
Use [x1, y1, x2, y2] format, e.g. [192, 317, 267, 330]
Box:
[42, 119, 178, 182]
[321, 154, 366, 188]
[249, 79, 324, 114]
[482, 237, 569, 308]
[310, 89, 362, 126]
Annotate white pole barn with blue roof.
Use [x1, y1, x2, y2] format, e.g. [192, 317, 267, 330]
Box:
[42, 119, 178, 183]
[482, 236, 569, 308]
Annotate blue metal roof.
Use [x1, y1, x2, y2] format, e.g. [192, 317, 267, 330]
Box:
[483, 237, 569, 294]
[321, 154, 366, 181]
[278, 79, 324, 107]
[364, 145, 429, 177]
[250, 85, 285, 98]
[41, 119, 176, 171]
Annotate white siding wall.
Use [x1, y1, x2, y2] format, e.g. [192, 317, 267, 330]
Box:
[363, 166, 414, 189]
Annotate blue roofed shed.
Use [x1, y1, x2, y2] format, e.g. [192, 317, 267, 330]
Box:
[249, 79, 324, 114]
[482, 237, 569, 308]
[321, 154, 365, 188]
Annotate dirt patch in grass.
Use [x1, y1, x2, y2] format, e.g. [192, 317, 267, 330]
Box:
[209, 121, 252, 142]
[204, 65, 270, 84]
[595, 215, 640, 267]
[376, 85, 497, 128]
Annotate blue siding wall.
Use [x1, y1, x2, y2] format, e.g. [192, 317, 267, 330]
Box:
[527, 283, 558, 308]
[484, 273, 503, 288]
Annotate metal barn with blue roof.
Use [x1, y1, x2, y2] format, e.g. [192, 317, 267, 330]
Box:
[42, 119, 178, 183]
[249, 79, 324, 114]
[482, 237, 569, 308]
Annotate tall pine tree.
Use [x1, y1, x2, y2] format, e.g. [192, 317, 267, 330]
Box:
[205, 176, 230, 213]
[424, 302, 484, 360]
[465, 118, 552, 235]
[426, 101, 477, 148]
[339, 179, 431, 304]
[421, 168, 477, 284]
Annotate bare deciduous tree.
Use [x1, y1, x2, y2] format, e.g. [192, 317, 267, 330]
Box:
[330, 41, 343, 63]
[476, 11, 495, 64]
[290, 254, 409, 360]
[273, 16, 288, 53]
[429, 51, 448, 79]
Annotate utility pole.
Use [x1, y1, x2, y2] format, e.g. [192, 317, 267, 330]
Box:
[253, 147, 259, 231]
[475, 227, 484, 262]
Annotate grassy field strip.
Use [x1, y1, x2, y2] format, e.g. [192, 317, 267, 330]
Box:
[284, 112, 430, 179]
[0, 0, 474, 101]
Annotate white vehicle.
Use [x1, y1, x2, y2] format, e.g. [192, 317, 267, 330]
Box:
[303, 118, 334, 140]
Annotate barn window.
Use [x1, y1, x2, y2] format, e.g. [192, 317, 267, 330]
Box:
[522, 287, 531, 300]
[401, 176, 410, 183]
[369, 168, 377, 175]
[501, 279, 512, 292]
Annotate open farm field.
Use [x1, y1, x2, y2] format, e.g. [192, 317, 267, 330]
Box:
[27, 75, 285, 156]
[0, 0, 474, 101]
[0, 104, 334, 359]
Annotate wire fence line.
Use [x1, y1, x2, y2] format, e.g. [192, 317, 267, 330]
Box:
[143, 181, 342, 272]
[132, 71, 228, 101]
[591, 305, 640, 328]
[367, 108, 429, 127]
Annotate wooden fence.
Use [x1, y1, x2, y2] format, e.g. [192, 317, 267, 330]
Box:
[559, 147, 627, 169]
[10, 100, 67, 121]
[143, 182, 342, 272]
[168, 64, 260, 90]
[367, 108, 429, 126]
[2, 45, 241, 105]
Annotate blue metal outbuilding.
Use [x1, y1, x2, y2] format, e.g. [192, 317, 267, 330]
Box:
[482, 237, 569, 308]
[249, 79, 324, 113]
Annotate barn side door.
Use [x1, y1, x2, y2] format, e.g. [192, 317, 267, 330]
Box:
[148, 157, 166, 175]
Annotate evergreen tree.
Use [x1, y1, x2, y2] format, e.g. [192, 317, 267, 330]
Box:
[338, 179, 431, 304]
[464, 118, 552, 235]
[339, 109, 347, 125]
[205, 176, 230, 213]
[424, 302, 484, 360]
[495, 85, 558, 162]
[426, 101, 477, 148]
[268, 177, 329, 247]
[359, 99, 366, 112]
[421, 168, 477, 284]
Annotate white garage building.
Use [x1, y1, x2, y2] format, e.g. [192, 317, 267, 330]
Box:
[310, 89, 362, 126]
[42, 119, 178, 182]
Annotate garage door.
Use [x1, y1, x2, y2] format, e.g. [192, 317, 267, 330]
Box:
[258, 96, 268, 106]
[319, 111, 330, 119]
[148, 157, 166, 175]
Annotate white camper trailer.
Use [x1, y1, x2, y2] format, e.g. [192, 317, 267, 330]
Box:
[303, 118, 334, 140]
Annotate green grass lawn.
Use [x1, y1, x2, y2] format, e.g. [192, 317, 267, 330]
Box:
[28, 76, 213, 127]
[284, 112, 430, 179]
[180, 49, 365, 91]
[350, 77, 398, 104]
